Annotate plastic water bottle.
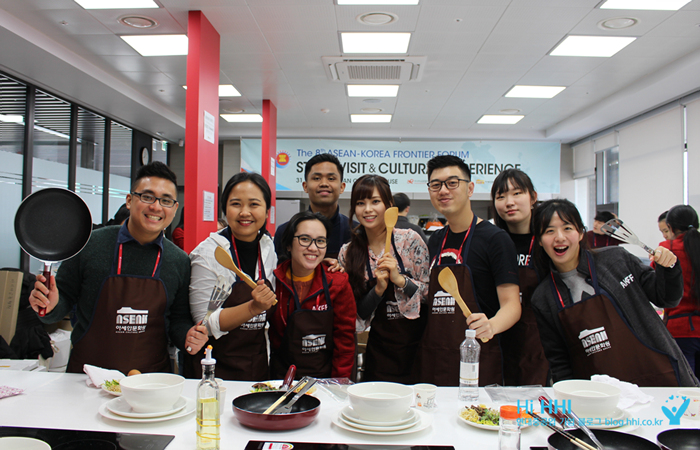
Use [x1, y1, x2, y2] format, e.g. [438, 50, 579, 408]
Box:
[197, 345, 220, 450]
[459, 329, 480, 401]
[499, 405, 521, 450]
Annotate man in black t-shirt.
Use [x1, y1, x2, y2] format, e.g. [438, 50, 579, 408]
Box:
[417, 155, 520, 385]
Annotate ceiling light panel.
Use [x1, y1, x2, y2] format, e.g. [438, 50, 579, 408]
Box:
[75, 0, 159, 9]
[121, 35, 188, 56]
[549, 35, 636, 57]
[341, 33, 411, 54]
[347, 85, 399, 97]
[338, 0, 419, 4]
[505, 85, 566, 98]
[477, 115, 524, 125]
[221, 114, 263, 123]
[600, 0, 691, 11]
[351, 114, 392, 123]
[218, 85, 241, 97]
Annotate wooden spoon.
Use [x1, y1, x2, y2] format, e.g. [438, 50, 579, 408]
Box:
[437, 267, 489, 343]
[214, 246, 277, 305]
[384, 207, 399, 255]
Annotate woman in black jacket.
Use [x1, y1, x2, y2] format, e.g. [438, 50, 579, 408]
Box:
[530, 199, 698, 387]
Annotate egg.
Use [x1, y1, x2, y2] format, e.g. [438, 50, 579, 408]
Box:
[127, 369, 141, 376]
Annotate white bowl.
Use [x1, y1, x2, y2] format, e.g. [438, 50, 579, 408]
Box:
[347, 382, 413, 422]
[552, 380, 621, 418]
[0, 437, 50, 450]
[119, 373, 185, 414]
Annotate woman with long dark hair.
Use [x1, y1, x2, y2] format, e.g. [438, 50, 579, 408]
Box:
[186, 172, 277, 380]
[660, 205, 700, 378]
[269, 211, 356, 379]
[530, 199, 698, 387]
[490, 169, 548, 386]
[339, 175, 429, 383]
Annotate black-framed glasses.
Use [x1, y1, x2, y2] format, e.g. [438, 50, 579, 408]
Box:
[427, 178, 470, 192]
[131, 191, 178, 208]
[294, 235, 328, 249]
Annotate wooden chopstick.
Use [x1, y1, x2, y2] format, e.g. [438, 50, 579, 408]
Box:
[262, 378, 309, 415]
[529, 412, 598, 450]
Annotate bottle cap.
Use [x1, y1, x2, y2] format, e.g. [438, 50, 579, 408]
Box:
[202, 345, 216, 365]
[500, 405, 520, 420]
[465, 329, 476, 338]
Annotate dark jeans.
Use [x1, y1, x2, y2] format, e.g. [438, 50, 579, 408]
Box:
[675, 337, 700, 379]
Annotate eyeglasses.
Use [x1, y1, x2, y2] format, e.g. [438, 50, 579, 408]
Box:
[427, 178, 470, 192]
[294, 235, 328, 249]
[131, 191, 178, 208]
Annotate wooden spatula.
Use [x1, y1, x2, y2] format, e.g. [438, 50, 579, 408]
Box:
[384, 206, 399, 255]
[214, 246, 277, 305]
[438, 267, 489, 343]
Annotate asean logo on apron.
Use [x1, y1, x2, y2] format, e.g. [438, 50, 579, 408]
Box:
[432, 290, 456, 315]
[301, 334, 327, 354]
[115, 306, 148, 334]
[578, 326, 611, 356]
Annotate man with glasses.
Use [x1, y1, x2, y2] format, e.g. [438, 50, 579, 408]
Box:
[416, 155, 521, 386]
[30, 162, 208, 374]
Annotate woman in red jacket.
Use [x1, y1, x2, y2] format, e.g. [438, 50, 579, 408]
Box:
[269, 211, 356, 379]
[661, 205, 700, 378]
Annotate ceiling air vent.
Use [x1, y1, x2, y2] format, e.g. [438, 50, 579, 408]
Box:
[322, 56, 426, 82]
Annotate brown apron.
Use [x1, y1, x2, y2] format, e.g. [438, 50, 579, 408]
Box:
[67, 241, 170, 374]
[554, 252, 679, 387]
[185, 243, 269, 381]
[417, 215, 504, 387]
[364, 237, 427, 383]
[269, 268, 335, 379]
[501, 235, 549, 386]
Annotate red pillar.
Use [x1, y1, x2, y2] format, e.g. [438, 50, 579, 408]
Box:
[184, 11, 220, 253]
[261, 99, 277, 236]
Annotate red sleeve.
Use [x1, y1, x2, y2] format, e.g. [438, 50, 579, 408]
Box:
[172, 227, 185, 250]
[329, 271, 357, 378]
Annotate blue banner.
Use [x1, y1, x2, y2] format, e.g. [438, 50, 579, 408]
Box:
[241, 139, 560, 194]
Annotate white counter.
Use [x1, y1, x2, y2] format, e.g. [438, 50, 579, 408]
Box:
[0, 371, 695, 449]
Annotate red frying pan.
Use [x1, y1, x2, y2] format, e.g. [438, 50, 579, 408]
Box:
[14, 188, 93, 316]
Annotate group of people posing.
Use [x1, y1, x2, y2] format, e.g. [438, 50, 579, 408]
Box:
[29, 154, 700, 388]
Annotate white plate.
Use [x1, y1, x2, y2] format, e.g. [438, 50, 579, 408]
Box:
[106, 395, 187, 418]
[458, 404, 532, 431]
[338, 411, 419, 432]
[340, 405, 415, 427]
[101, 384, 122, 397]
[586, 408, 632, 430]
[99, 397, 195, 423]
[332, 409, 432, 436]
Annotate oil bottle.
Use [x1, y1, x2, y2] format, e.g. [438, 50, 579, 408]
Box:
[196, 345, 219, 450]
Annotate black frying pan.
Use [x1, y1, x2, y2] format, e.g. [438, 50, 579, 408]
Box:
[657, 429, 700, 450]
[548, 429, 660, 450]
[14, 188, 92, 316]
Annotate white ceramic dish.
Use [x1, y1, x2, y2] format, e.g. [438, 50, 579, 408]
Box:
[99, 397, 195, 423]
[332, 409, 432, 436]
[340, 405, 415, 427]
[106, 395, 187, 418]
[119, 373, 185, 414]
[347, 382, 414, 422]
[101, 383, 122, 397]
[0, 437, 50, 450]
[338, 413, 418, 432]
[553, 380, 621, 418]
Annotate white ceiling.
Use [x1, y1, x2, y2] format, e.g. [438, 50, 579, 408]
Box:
[0, 0, 699, 145]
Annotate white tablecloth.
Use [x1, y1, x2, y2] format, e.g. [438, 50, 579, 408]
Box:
[0, 371, 696, 449]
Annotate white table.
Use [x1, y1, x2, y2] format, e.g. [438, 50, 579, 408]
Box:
[0, 371, 696, 449]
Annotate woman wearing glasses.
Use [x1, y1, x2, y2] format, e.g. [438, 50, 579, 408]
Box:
[186, 172, 278, 380]
[268, 211, 356, 379]
[339, 175, 429, 383]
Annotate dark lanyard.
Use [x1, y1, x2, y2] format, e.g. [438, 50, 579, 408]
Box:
[283, 266, 332, 327]
[229, 236, 264, 281]
[550, 251, 597, 308]
[117, 243, 160, 277]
